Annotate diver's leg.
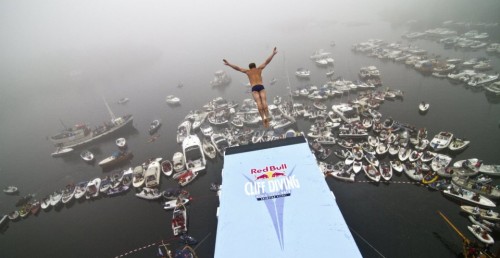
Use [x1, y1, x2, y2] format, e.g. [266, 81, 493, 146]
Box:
[259, 90, 269, 126]
[252, 91, 267, 127]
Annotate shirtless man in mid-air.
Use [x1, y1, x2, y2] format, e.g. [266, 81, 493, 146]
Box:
[223, 47, 278, 128]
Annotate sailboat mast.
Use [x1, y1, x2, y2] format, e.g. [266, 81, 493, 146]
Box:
[103, 97, 116, 122]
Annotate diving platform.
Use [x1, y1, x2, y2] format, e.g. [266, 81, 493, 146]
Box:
[215, 136, 362, 257]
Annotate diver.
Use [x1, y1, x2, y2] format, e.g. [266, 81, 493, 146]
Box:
[223, 47, 278, 128]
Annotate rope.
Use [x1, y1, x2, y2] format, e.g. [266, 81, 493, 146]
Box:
[348, 226, 387, 258]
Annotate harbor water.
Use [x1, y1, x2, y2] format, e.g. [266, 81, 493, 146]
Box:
[1, 13, 500, 258]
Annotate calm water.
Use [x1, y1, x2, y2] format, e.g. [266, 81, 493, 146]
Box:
[1, 20, 500, 257]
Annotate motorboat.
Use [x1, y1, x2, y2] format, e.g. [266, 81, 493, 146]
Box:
[479, 164, 500, 176]
[429, 131, 453, 151]
[135, 187, 164, 200]
[40, 197, 51, 210]
[363, 164, 381, 182]
[165, 95, 180, 105]
[295, 68, 311, 78]
[161, 160, 173, 177]
[99, 177, 112, 193]
[132, 166, 145, 188]
[115, 137, 127, 148]
[182, 134, 206, 173]
[80, 150, 94, 162]
[461, 205, 500, 221]
[149, 119, 162, 135]
[331, 103, 360, 123]
[3, 186, 18, 195]
[74, 181, 88, 199]
[117, 97, 129, 104]
[379, 162, 393, 181]
[106, 185, 130, 196]
[448, 137, 470, 151]
[61, 184, 76, 204]
[453, 158, 481, 173]
[202, 137, 217, 159]
[172, 152, 185, 172]
[418, 102, 429, 112]
[484, 81, 500, 95]
[451, 176, 500, 200]
[443, 186, 496, 208]
[144, 161, 161, 188]
[51, 147, 74, 157]
[211, 133, 229, 156]
[172, 203, 188, 236]
[390, 160, 404, 173]
[49, 191, 63, 206]
[177, 120, 191, 144]
[329, 167, 355, 182]
[98, 151, 133, 168]
[468, 225, 495, 244]
[403, 162, 423, 181]
[163, 198, 190, 210]
[178, 170, 198, 186]
[431, 154, 452, 172]
[200, 123, 214, 137]
[85, 178, 101, 199]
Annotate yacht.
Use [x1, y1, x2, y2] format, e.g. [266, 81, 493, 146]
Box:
[211, 133, 229, 156]
[295, 68, 311, 78]
[331, 103, 360, 123]
[182, 135, 206, 173]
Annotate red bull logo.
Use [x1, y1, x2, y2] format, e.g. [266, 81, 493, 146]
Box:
[250, 163, 287, 174]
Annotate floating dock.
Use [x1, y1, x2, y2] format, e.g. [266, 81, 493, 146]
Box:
[215, 136, 362, 257]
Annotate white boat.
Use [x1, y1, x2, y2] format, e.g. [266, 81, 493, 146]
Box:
[388, 144, 400, 156]
[80, 150, 94, 162]
[51, 147, 74, 157]
[448, 137, 470, 151]
[50, 191, 63, 206]
[99, 177, 112, 193]
[431, 154, 452, 172]
[429, 131, 453, 151]
[418, 102, 429, 112]
[390, 160, 404, 173]
[3, 186, 18, 194]
[161, 160, 173, 177]
[61, 185, 76, 204]
[200, 123, 214, 137]
[479, 164, 500, 176]
[173, 152, 185, 172]
[211, 133, 229, 156]
[144, 161, 161, 188]
[177, 120, 191, 144]
[379, 162, 393, 181]
[461, 205, 500, 221]
[178, 170, 199, 186]
[484, 81, 500, 95]
[352, 161, 363, 174]
[85, 178, 101, 199]
[210, 70, 231, 87]
[375, 142, 389, 155]
[163, 198, 190, 210]
[468, 215, 492, 232]
[443, 186, 496, 208]
[468, 225, 495, 244]
[202, 137, 217, 159]
[331, 103, 360, 123]
[115, 137, 126, 148]
[453, 158, 481, 173]
[98, 151, 133, 168]
[135, 187, 164, 200]
[165, 95, 180, 105]
[132, 166, 145, 188]
[74, 181, 88, 199]
[398, 147, 411, 162]
[363, 164, 380, 182]
[329, 167, 355, 182]
[172, 203, 188, 236]
[403, 162, 423, 181]
[117, 97, 129, 104]
[295, 68, 311, 78]
[182, 135, 206, 173]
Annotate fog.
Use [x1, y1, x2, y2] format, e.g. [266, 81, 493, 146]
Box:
[0, 0, 498, 98]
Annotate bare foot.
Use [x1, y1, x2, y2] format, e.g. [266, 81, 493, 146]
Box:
[263, 115, 269, 128]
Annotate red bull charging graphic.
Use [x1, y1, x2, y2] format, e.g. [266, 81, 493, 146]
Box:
[244, 163, 300, 201]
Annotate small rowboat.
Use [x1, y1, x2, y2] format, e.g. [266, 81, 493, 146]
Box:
[161, 160, 173, 177]
[115, 138, 127, 148]
[418, 102, 429, 112]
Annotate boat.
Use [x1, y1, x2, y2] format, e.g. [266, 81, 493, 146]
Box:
[182, 134, 206, 173]
[398, 147, 411, 162]
[144, 160, 161, 188]
[132, 166, 145, 188]
[49, 100, 133, 149]
[431, 154, 452, 172]
[3, 186, 18, 195]
[453, 159, 482, 173]
[51, 147, 74, 157]
[200, 123, 214, 137]
[460, 205, 500, 221]
[422, 172, 439, 184]
[117, 97, 129, 104]
[479, 164, 500, 176]
[211, 133, 229, 156]
[443, 186, 496, 208]
[80, 150, 94, 162]
[163, 198, 190, 210]
[149, 119, 162, 135]
[61, 184, 76, 204]
[85, 178, 101, 199]
[209, 70, 231, 87]
[404, 162, 423, 181]
[388, 144, 400, 156]
[165, 95, 181, 105]
[74, 181, 88, 199]
[379, 162, 393, 181]
[49, 191, 63, 206]
[98, 151, 133, 168]
[8, 210, 19, 221]
[115, 137, 126, 148]
[295, 68, 311, 78]
[468, 225, 494, 244]
[363, 164, 380, 182]
[40, 197, 51, 210]
[352, 161, 363, 174]
[202, 137, 217, 159]
[161, 160, 173, 177]
[329, 166, 355, 182]
[332, 103, 360, 124]
[177, 120, 191, 144]
[178, 170, 198, 187]
[418, 102, 430, 112]
[172, 203, 188, 236]
[135, 187, 164, 200]
[173, 152, 185, 172]
[390, 160, 404, 173]
[451, 176, 500, 199]
[364, 152, 379, 167]
[106, 185, 130, 196]
[99, 177, 112, 193]
[430, 131, 454, 151]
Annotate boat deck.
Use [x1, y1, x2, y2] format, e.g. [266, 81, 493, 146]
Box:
[215, 136, 361, 258]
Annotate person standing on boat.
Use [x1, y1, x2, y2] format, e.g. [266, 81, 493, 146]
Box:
[223, 47, 278, 128]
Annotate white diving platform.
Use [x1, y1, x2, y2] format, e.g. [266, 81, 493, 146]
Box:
[215, 136, 362, 257]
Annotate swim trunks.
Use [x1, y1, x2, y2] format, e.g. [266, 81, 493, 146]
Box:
[251, 85, 265, 92]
